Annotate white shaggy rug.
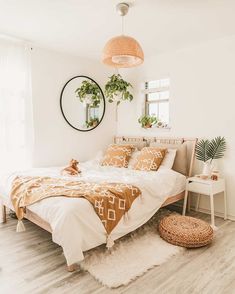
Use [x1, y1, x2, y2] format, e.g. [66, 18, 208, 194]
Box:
[80, 210, 184, 288]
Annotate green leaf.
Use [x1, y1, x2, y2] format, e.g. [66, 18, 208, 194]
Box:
[137, 115, 159, 128]
[195, 139, 210, 162]
[75, 79, 101, 107]
[207, 136, 226, 161]
[104, 74, 133, 104]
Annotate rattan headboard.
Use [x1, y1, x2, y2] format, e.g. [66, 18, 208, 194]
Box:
[114, 136, 197, 177]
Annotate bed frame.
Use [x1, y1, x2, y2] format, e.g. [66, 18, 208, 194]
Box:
[1, 136, 197, 272]
[114, 136, 197, 206]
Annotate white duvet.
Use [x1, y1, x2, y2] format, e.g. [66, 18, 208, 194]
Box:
[0, 161, 186, 266]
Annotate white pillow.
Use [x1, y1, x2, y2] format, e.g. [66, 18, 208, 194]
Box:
[149, 142, 188, 175]
[159, 149, 177, 169]
[85, 150, 104, 166]
[128, 150, 141, 169]
[95, 150, 104, 164]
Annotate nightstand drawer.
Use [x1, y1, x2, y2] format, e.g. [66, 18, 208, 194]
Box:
[183, 176, 227, 226]
[187, 181, 211, 195]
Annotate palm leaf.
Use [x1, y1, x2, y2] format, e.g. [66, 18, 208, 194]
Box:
[195, 139, 210, 162]
[207, 136, 226, 161]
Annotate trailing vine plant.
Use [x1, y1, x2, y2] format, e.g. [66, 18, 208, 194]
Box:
[75, 80, 102, 107]
[104, 74, 133, 105]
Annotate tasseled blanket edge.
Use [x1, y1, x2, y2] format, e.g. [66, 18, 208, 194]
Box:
[16, 220, 26, 232]
[106, 234, 115, 249]
[124, 211, 132, 224]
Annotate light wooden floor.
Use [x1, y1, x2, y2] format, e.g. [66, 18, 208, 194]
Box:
[1, 210, 235, 294]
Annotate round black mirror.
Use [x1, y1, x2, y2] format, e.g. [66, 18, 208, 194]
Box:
[60, 76, 105, 132]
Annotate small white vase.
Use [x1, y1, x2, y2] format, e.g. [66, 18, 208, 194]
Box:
[202, 162, 212, 176]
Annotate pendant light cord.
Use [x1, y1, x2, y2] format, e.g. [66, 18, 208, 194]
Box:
[122, 15, 124, 35]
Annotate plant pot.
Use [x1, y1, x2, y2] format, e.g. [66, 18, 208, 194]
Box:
[113, 93, 121, 103]
[143, 124, 152, 129]
[82, 94, 93, 107]
[202, 162, 212, 176]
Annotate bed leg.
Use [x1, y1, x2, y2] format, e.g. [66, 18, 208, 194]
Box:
[2, 205, 7, 223]
[67, 263, 80, 272]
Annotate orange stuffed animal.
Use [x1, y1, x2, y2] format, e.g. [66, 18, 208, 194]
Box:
[61, 159, 81, 176]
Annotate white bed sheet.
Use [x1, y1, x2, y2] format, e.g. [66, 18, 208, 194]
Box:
[0, 161, 186, 266]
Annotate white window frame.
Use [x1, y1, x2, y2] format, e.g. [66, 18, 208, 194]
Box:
[143, 78, 170, 128]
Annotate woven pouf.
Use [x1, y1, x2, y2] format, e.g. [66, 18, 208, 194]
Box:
[159, 215, 213, 248]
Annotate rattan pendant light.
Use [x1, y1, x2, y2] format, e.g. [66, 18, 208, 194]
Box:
[102, 3, 144, 68]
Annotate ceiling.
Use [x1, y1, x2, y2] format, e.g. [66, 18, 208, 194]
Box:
[0, 0, 235, 60]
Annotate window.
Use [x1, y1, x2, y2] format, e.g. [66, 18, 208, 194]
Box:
[0, 39, 33, 171]
[144, 78, 170, 127]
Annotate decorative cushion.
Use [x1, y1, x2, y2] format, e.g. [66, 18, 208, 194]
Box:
[159, 149, 177, 169]
[133, 147, 166, 171]
[150, 142, 188, 175]
[129, 149, 175, 170]
[159, 215, 213, 248]
[101, 144, 134, 168]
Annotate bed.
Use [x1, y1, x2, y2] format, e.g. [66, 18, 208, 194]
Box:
[0, 136, 197, 271]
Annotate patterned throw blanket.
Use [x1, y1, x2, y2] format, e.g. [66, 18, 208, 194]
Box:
[10, 176, 141, 237]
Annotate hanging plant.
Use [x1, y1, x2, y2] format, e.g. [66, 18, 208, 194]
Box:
[104, 74, 133, 105]
[75, 80, 101, 107]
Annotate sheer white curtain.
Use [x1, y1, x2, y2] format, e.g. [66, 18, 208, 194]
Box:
[0, 39, 34, 172]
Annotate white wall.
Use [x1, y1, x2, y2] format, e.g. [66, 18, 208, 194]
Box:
[117, 35, 235, 219]
[31, 47, 116, 167]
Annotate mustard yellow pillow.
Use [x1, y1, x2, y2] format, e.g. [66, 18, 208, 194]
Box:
[133, 147, 167, 171]
[102, 144, 134, 168]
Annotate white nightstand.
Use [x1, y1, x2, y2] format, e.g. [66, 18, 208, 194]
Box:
[182, 177, 227, 229]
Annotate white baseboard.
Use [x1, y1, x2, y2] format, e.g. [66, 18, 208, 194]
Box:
[171, 202, 235, 221]
[196, 207, 235, 221]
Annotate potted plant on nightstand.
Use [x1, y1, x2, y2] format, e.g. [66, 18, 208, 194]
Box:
[195, 136, 226, 176]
